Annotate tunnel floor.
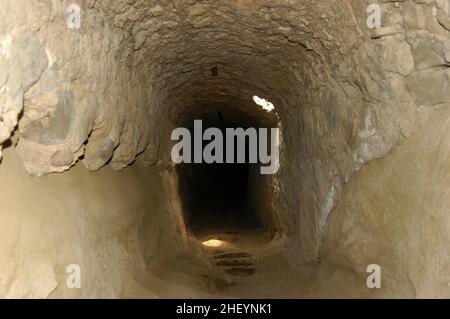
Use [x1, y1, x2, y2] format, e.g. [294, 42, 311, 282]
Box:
[125, 227, 372, 298]
[124, 225, 374, 298]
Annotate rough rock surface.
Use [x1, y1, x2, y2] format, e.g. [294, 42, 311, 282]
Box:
[0, 145, 186, 298]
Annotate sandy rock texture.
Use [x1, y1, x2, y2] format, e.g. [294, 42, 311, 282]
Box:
[0, 144, 186, 298]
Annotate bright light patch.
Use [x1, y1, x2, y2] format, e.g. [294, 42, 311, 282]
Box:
[202, 239, 223, 247]
[253, 95, 275, 112]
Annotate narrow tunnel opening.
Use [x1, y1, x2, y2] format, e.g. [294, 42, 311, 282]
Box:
[176, 108, 270, 236]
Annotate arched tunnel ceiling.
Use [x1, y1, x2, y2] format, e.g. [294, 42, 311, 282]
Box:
[3, 0, 365, 175]
[98, 0, 361, 114]
[170, 85, 279, 127]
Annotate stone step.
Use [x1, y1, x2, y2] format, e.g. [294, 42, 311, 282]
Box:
[215, 259, 254, 267]
[223, 266, 256, 277]
[214, 251, 252, 259]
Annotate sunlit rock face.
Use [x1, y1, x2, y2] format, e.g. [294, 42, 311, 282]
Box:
[0, 0, 450, 298]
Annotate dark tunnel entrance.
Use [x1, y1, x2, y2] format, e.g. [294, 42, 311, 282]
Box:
[176, 109, 267, 235]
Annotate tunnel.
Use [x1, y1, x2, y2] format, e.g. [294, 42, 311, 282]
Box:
[176, 106, 277, 235]
[176, 115, 258, 234]
[1, 0, 450, 299]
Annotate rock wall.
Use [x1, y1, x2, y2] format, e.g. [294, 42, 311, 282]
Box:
[277, 0, 450, 265]
[0, 144, 185, 298]
[0, 0, 162, 176]
[319, 0, 450, 296]
[322, 107, 450, 297]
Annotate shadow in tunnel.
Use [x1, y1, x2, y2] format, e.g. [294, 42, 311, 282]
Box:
[176, 112, 262, 234]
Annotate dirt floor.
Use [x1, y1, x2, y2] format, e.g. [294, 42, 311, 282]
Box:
[123, 226, 374, 299]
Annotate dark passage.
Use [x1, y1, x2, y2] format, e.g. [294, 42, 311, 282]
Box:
[176, 111, 262, 234]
